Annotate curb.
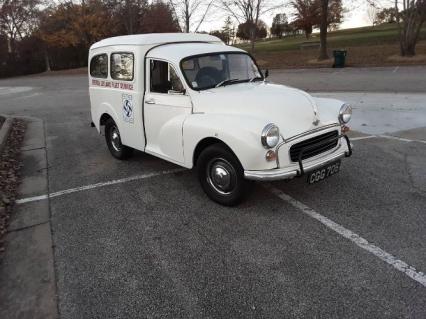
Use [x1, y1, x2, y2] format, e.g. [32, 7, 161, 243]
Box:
[0, 117, 58, 319]
[0, 116, 13, 155]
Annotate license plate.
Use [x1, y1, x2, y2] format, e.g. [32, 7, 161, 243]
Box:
[307, 160, 341, 184]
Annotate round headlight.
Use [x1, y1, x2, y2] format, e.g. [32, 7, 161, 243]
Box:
[339, 103, 352, 124]
[261, 124, 280, 149]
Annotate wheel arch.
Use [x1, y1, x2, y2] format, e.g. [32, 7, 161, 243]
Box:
[193, 137, 240, 168]
[183, 114, 277, 171]
[91, 99, 121, 133]
[100, 113, 113, 126]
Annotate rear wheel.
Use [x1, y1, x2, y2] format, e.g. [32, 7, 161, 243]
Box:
[197, 144, 248, 206]
[105, 119, 133, 160]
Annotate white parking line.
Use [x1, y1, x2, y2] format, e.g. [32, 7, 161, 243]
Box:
[392, 66, 399, 73]
[350, 135, 426, 144]
[11, 92, 41, 100]
[266, 185, 426, 288]
[350, 136, 376, 141]
[16, 168, 185, 204]
[378, 134, 426, 144]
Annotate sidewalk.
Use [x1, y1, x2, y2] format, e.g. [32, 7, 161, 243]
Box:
[0, 117, 57, 319]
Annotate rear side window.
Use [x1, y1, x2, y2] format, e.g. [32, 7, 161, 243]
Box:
[111, 52, 134, 81]
[90, 54, 108, 78]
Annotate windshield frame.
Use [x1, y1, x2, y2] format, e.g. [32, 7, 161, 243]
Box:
[179, 51, 264, 91]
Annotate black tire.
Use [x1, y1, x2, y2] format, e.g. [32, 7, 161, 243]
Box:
[197, 143, 249, 206]
[105, 119, 133, 160]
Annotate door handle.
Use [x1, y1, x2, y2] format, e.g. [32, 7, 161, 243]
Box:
[145, 98, 155, 104]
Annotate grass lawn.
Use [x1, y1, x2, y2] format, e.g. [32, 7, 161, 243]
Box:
[237, 23, 426, 68]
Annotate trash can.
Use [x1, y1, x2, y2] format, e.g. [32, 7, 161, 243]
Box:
[333, 50, 347, 68]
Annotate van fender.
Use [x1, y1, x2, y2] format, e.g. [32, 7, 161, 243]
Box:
[94, 102, 120, 134]
[183, 114, 278, 171]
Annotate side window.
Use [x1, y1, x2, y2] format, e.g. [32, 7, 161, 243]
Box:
[150, 60, 184, 94]
[90, 54, 108, 78]
[111, 52, 134, 81]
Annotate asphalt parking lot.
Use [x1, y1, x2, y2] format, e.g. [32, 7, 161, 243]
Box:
[1, 66, 426, 318]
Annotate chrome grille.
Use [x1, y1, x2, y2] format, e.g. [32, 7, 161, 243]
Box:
[289, 131, 339, 162]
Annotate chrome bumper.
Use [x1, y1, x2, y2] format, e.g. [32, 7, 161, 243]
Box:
[244, 135, 352, 181]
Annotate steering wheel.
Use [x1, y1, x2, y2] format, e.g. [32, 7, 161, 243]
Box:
[195, 67, 223, 88]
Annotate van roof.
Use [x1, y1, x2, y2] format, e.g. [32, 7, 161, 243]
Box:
[90, 33, 222, 50]
[147, 43, 244, 65]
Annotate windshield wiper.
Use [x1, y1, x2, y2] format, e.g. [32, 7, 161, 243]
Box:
[215, 78, 239, 88]
[248, 76, 263, 82]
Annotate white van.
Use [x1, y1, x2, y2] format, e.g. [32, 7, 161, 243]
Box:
[89, 33, 352, 206]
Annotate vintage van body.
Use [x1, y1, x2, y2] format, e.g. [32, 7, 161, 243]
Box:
[89, 33, 352, 205]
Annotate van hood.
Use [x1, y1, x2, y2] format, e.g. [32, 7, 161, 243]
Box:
[191, 82, 323, 139]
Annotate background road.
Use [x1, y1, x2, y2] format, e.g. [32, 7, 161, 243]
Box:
[0, 66, 425, 318]
[270, 65, 426, 93]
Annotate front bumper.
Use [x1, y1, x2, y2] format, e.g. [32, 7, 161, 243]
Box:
[244, 135, 352, 181]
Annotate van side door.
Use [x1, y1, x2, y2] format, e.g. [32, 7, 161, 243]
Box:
[143, 59, 192, 164]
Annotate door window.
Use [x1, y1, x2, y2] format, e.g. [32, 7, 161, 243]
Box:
[150, 60, 185, 94]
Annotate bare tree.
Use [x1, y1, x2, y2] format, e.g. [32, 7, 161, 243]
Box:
[367, 3, 377, 25]
[0, 0, 41, 55]
[169, 0, 215, 32]
[395, 0, 426, 56]
[368, 0, 426, 56]
[105, 0, 148, 35]
[221, 0, 284, 53]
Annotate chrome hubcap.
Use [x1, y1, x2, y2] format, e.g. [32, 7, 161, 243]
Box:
[111, 126, 121, 152]
[207, 158, 236, 195]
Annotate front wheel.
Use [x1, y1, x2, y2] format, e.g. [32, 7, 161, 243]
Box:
[105, 119, 133, 160]
[197, 144, 249, 206]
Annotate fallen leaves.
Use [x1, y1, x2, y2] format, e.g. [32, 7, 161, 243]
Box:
[0, 119, 26, 256]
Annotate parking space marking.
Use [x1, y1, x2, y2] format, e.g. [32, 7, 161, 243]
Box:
[378, 134, 426, 144]
[11, 92, 42, 100]
[350, 136, 376, 141]
[266, 185, 426, 288]
[16, 168, 185, 204]
[350, 135, 426, 144]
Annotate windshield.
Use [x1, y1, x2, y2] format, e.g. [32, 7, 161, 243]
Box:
[180, 52, 262, 90]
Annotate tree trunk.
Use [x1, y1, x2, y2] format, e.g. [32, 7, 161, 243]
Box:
[400, 31, 413, 57]
[44, 50, 51, 72]
[127, 0, 134, 34]
[7, 36, 12, 54]
[250, 24, 256, 53]
[398, 0, 426, 57]
[185, 18, 190, 32]
[185, 0, 190, 32]
[318, 0, 329, 60]
[401, 33, 417, 56]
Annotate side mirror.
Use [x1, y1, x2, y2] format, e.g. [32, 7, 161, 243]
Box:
[264, 69, 269, 79]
